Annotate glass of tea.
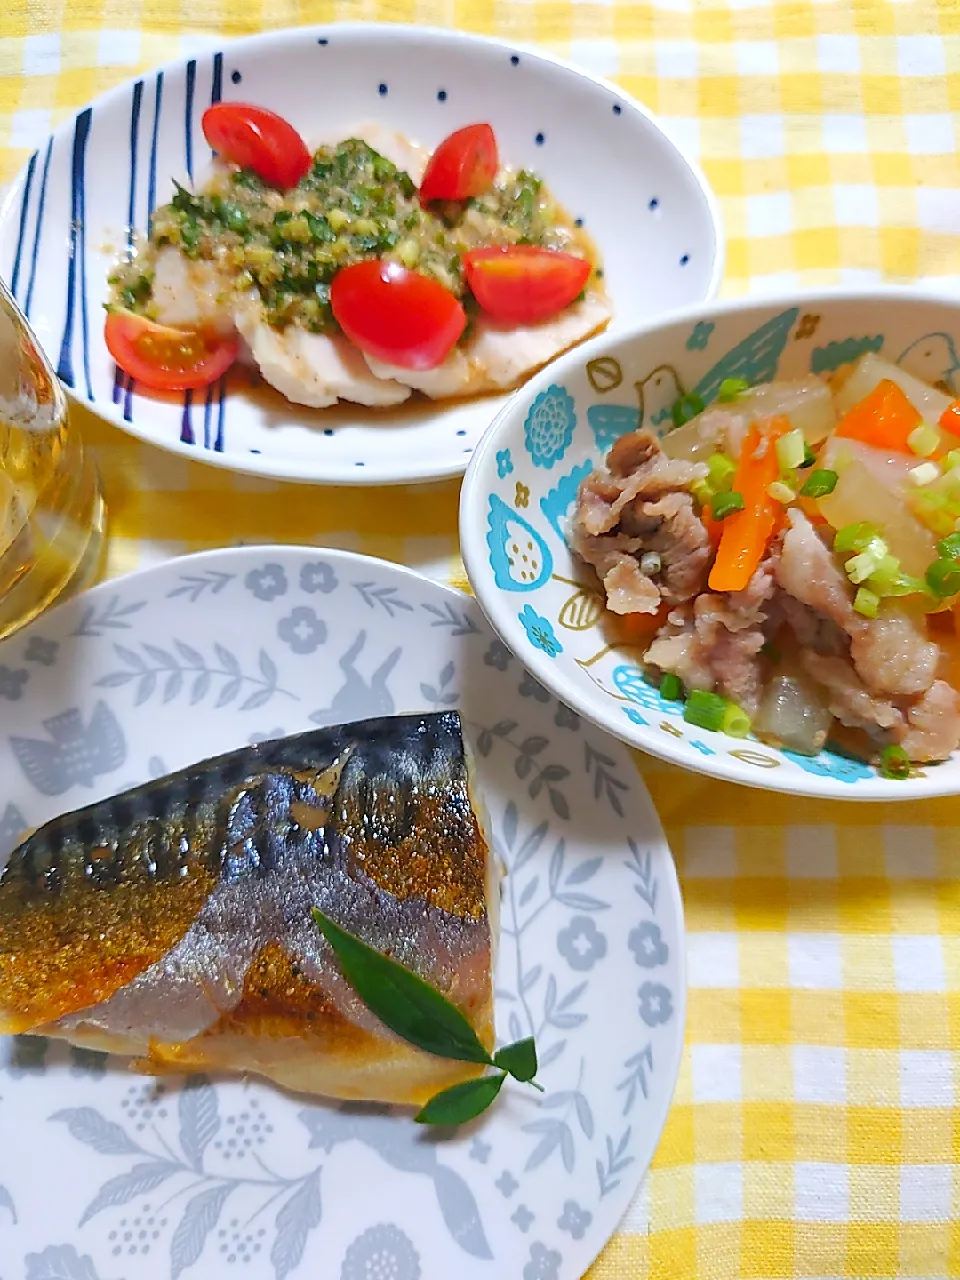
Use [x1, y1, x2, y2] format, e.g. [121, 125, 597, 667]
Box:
[0, 278, 106, 641]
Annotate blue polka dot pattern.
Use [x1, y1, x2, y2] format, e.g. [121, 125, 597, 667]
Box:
[649, 197, 659, 210]
[612, 104, 622, 115]
[378, 83, 388, 96]
[510, 54, 520, 66]
[680, 253, 690, 266]
[230, 70, 241, 84]
[535, 132, 545, 145]
[437, 89, 447, 102]
[317, 37, 328, 45]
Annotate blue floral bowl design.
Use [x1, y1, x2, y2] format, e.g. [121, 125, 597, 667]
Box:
[460, 288, 960, 800]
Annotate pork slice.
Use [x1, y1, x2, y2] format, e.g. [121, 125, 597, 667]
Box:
[644, 549, 779, 713]
[772, 593, 848, 656]
[775, 509, 866, 639]
[849, 610, 939, 698]
[643, 607, 715, 693]
[800, 652, 905, 738]
[900, 681, 960, 762]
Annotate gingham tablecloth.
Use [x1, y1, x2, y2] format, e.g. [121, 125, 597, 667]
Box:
[3, 3, 960, 1277]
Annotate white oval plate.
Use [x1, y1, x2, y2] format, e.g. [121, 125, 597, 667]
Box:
[0, 548, 684, 1280]
[0, 23, 722, 486]
[460, 287, 960, 800]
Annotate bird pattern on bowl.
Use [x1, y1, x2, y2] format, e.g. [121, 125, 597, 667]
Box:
[472, 297, 960, 795]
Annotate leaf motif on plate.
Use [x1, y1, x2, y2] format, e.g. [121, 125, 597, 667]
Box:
[80, 1161, 181, 1225]
[171, 1184, 233, 1279]
[50, 1107, 141, 1157]
[431, 1166, 494, 1260]
[24, 1245, 101, 1280]
[94, 640, 296, 711]
[178, 1076, 219, 1170]
[0, 1183, 15, 1223]
[271, 1170, 322, 1280]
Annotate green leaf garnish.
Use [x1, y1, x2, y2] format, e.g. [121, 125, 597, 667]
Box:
[312, 908, 491, 1065]
[493, 1038, 540, 1084]
[414, 1073, 506, 1125]
[313, 908, 541, 1124]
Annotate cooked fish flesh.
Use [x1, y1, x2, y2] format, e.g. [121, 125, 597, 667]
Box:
[0, 712, 499, 1106]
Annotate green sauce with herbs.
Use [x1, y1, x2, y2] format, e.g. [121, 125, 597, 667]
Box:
[109, 139, 594, 336]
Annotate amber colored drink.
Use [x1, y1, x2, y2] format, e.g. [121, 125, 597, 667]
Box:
[0, 416, 106, 641]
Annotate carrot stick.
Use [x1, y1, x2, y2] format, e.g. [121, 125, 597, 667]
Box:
[708, 418, 788, 594]
[940, 400, 960, 440]
[834, 379, 921, 452]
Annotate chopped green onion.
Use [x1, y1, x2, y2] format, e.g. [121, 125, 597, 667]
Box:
[711, 490, 745, 520]
[907, 423, 941, 458]
[937, 532, 960, 561]
[671, 392, 706, 428]
[925, 557, 960, 598]
[853, 587, 880, 618]
[800, 442, 816, 469]
[717, 377, 749, 403]
[879, 744, 911, 780]
[683, 690, 728, 732]
[883, 572, 929, 598]
[707, 452, 736, 490]
[660, 673, 684, 702]
[767, 481, 797, 504]
[800, 468, 838, 498]
[834, 522, 880, 554]
[721, 702, 752, 738]
[867, 553, 902, 594]
[691, 478, 714, 507]
[776, 428, 806, 472]
[944, 450, 960, 472]
[909, 461, 940, 487]
[845, 536, 889, 584]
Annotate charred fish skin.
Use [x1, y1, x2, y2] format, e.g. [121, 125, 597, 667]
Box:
[0, 713, 495, 1072]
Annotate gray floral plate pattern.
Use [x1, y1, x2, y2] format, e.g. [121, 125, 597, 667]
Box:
[0, 547, 685, 1280]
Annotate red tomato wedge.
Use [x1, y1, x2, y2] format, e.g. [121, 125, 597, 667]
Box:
[464, 245, 591, 326]
[104, 311, 239, 392]
[330, 261, 467, 371]
[418, 123, 499, 204]
[201, 102, 311, 189]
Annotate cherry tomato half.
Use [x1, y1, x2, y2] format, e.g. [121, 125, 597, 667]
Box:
[104, 311, 239, 392]
[330, 261, 467, 371]
[463, 245, 592, 326]
[201, 102, 311, 190]
[418, 124, 499, 204]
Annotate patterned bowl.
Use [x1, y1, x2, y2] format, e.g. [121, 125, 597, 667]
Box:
[0, 23, 723, 486]
[460, 288, 960, 800]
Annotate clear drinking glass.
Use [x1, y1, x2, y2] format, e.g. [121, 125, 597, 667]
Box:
[0, 278, 106, 641]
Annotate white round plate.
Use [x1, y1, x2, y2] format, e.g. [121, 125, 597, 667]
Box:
[0, 23, 722, 487]
[0, 548, 684, 1280]
[459, 287, 960, 800]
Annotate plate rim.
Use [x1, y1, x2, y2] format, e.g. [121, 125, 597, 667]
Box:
[0, 20, 725, 488]
[459, 284, 960, 801]
[1, 543, 688, 1276]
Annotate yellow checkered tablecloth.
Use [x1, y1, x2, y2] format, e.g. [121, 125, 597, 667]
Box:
[3, 2, 960, 1276]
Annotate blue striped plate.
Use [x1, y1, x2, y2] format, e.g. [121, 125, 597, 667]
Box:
[0, 24, 723, 485]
